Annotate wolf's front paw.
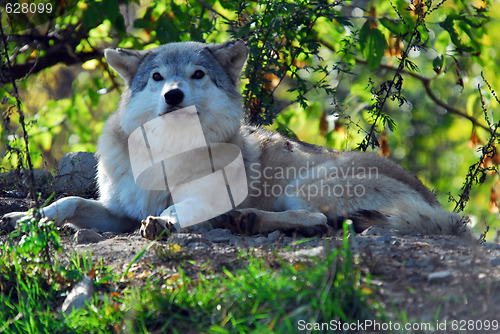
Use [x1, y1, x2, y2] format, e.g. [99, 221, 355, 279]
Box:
[140, 216, 178, 240]
[0, 212, 28, 233]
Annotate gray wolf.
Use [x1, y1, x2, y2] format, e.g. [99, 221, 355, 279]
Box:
[2, 40, 472, 239]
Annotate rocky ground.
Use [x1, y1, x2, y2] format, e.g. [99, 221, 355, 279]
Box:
[1, 193, 500, 332]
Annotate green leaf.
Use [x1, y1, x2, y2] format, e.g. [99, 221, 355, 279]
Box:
[432, 54, 445, 74]
[360, 22, 387, 70]
[133, 18, 151, 29]
[439, 15, 475, 53]
[82, 2, 101, 29]
[434, 30, 451, 54]
[404, 59, 419, 72]
[156, 15, 181, 43]
[358, 21, 371, 46]
[113, 15, 127, 35]
[102, 0, 120, 22]
[275, 122, 298, 140]
[236, 23, 252, 39]
[416, 24, 429, 45]
[379, 18, 406, 37]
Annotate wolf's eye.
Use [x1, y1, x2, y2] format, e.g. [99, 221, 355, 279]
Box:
[152, 72, 163, 81]
[192, 70, 205, 79]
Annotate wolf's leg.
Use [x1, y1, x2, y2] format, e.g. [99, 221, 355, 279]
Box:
[212, 208, 329, 236]
[140, 207, 328, 240]
[1, 196, 138, 233]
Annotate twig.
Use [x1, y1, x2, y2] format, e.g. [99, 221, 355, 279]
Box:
[452, 83, 499, 213]
[319, 37, 494, 134]
[421, 77, 492, 133]
[195, 0, 230, 22]
[0, 11, 39, 207]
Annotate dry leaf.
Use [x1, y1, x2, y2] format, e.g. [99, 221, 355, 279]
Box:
[468, 127, 482, 150]
[319, 110, 328, 136]
[263, 72, 280, 89]
[379, 132, 390, 157]
[489, 180, 500, 214]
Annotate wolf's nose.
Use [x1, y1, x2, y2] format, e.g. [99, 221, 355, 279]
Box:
[164, 89, 184, 106]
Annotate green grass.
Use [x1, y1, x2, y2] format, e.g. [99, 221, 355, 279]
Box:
[0, 214, 384, 333]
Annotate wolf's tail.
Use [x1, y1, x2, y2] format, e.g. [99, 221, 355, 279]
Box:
[351, 198, 473, 240]
[384, 198, 472, 239]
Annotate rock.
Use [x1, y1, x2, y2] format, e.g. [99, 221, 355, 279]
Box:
[188, 242, 212, 251]
[0, 169, 54, 195]
[361, 226, 401, 237]
[56, 152, 97, 195]
[187, 223, 213, 234]
[61, 276, 94, 316]
[376, 235, 396, 243]
[0, 197, 32, 218]
[483, 242, 500, 249]
[489, 257, 500, 266]
[32, 169, 55, 190]
[203, 228, 234, 243]
[74, 229, 105, 244]
[249, 236, 268, 247]
[292, 246, 324, 258]
[427, 271, 452, 283]
[102, 232, 118, 238]
[167, 233, 210, 248]
[267, 230, 281, 243]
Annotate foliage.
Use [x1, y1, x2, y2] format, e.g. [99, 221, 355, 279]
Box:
[116, 246, 378, 333]
[1, 0, 500, 235]
[0, 216, 382, 333]
[0, 209, 83, 333]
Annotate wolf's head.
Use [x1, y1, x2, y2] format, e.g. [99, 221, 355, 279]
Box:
[104, 40, 248, 143]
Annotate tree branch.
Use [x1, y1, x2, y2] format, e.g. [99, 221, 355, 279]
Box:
[1, 47, 102, 84]
[1, 23, 96, 84]
[374, 61, 493, 133]
[318, 38, 493, 134]
[195, 0, 230, 21]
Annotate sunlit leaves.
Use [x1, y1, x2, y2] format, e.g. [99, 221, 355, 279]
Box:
[379, 18, 407, 38]
[359, 21, 388, 70]
[82, 0, 125, 34]
[234, 0, 350, 125]
[439, 14, 484, 54]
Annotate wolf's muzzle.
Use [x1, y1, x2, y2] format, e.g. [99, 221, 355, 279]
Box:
[164, 88, 184, 106]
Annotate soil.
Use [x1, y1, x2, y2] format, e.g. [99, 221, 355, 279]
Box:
[1, 195, 500, 332]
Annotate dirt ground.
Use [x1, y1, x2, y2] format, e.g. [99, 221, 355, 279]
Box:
[1, 195, 500, 332]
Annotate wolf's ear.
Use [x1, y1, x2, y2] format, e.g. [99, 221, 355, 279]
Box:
[208, 40, 248, 83]
[104, 48, 146, 84]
